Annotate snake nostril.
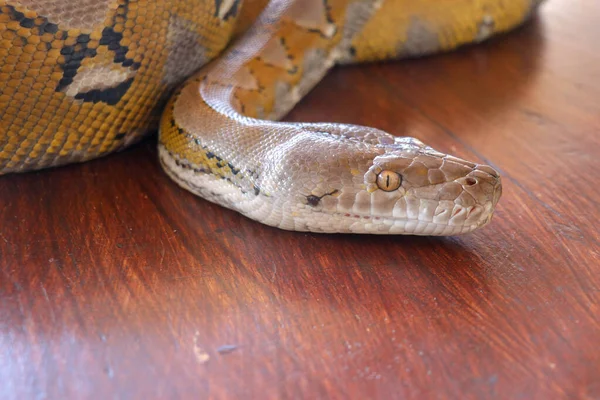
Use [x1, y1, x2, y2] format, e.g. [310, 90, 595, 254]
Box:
[465, 177, 477, 186]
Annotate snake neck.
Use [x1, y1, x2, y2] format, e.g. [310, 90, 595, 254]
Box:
[160, 0, 384, 191]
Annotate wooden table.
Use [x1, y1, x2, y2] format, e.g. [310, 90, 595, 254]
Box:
[1, 1, 599, 398]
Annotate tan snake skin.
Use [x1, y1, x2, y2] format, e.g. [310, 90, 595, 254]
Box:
[0, 0, 544, 234]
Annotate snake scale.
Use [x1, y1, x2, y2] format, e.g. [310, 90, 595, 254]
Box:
[0, 0, 543, 235]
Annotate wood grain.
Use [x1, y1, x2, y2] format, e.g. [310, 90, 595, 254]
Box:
[1, 0, 599, 398]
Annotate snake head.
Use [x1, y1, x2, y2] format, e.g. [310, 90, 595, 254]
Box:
[279, 132, 502, 235]
[357, 137, 502, 235]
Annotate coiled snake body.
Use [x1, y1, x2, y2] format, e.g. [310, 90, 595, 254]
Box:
[0, 0, 542, 234]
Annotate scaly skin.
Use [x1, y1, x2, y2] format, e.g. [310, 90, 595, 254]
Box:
[158, 0, 515, 235]
[0, 0, 543, 234]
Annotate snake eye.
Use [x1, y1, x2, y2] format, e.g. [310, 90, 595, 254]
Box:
[376, 170, 402, 192]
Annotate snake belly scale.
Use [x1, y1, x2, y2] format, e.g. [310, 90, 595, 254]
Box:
[0, 0, 543, 235]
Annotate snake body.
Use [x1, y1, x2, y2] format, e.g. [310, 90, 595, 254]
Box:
[0, 0, 543, 234]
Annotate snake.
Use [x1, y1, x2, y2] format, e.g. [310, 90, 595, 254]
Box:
[0, 0, 543, 235]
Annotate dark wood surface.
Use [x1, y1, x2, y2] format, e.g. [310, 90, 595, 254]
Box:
[1, 1, 599, 399]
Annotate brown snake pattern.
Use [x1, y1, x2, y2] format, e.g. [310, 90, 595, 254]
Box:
[0, 0, 544, 234]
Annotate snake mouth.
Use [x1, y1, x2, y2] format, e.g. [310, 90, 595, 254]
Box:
[296, 207, 497, 235]
[319, 203, 499, 235]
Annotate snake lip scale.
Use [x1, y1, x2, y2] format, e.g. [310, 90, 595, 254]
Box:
[0, 0, 542, 235]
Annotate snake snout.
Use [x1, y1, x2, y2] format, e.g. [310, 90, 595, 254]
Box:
[449, 164, 502, 230]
